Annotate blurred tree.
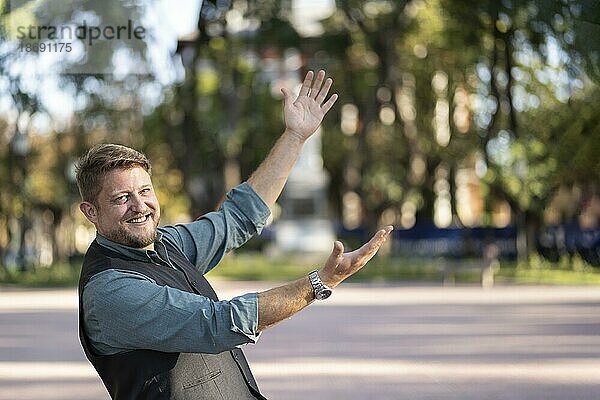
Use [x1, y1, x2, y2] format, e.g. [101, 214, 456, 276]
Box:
[148, 0, 299, 217]
[519, 86, 600, 216]
[316, 0, 598, 259]
[0, 0, 174, 268]
[0, 1, 42, 270]
[536, 0, 600, 85]
[316, 0, 487, 235]
[1, 0, 598, 270]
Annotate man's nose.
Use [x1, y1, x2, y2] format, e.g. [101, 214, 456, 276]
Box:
[129, 194, 147, 212]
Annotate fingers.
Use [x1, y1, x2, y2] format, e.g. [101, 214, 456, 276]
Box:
[356, 226, 394, 263]
[367, 226, 394, 246]
[321, 93, 338, 114]
[315, 77, 333, 103]
[376, 225, 394, 238]
[299, 70, 337, 106]
[373, 225, 394, 248]
[333, 240, 344, 257]
[281, 87, 293, 108]
[298, 70, 314, 97]
[325, 240, 345, 268]
[310, 70, 326, 99]
[321, 228, 391, 287]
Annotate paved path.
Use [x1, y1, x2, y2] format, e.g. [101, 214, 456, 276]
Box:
[1, 283, 600, 399]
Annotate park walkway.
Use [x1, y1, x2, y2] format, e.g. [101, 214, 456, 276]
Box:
[1, 282, 600, 399]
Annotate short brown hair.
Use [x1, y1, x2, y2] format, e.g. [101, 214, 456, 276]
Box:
[76, 144, 152, 204]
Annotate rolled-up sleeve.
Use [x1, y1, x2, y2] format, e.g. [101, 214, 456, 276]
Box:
[160, 182, 271, 274]
[83, 269, 260, 356]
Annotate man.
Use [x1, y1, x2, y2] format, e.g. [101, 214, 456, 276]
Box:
[76, 70, 393, 399]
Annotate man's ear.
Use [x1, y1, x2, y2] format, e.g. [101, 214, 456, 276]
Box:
[80, 202, 99, 224]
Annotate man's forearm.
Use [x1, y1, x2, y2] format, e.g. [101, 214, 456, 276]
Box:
[256, 276, 314, 332]
[247, 130, 304, 208]
[255, 227, 392, 333]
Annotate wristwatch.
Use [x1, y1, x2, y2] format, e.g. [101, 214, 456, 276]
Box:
[308, 270, 333, 300]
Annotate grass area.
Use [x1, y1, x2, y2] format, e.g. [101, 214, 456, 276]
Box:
[0, 262, 81, 288]
[495, 254, 600, 285]
[207, 254, 446, 283]
[496, 268, 600, 285]
[208, 252, 600, 286]
[1, 253, 599, 287]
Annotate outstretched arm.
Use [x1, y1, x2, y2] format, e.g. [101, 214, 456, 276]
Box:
[247, 70, 338, 208]
[257, 226, 393, 332]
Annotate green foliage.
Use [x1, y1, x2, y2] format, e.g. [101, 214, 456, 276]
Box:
[520, 88, 600, 189]
[497, 254, 600, 285]
[1, 0, 599, 271]
[3, 253, 600, 287]
[0, 263, 81, 287]
[206, 253, 600, 286]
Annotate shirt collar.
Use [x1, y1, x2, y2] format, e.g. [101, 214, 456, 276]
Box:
[95, 231, 165, 263]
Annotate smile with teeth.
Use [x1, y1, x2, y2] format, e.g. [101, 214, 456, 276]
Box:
[126, 214, 151, 224]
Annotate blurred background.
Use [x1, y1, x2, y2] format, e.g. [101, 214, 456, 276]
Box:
[0, 0, 599, 285]
[2, 2, 600, 399]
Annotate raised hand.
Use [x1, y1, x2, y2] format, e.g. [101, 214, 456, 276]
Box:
[281, 70, 338, 142]
[319, 226, 394, 288]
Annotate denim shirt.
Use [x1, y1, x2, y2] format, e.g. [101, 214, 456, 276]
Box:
[82, 182, 271, 356]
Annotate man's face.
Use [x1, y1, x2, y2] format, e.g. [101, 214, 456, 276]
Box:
[82, 166, 161, 249]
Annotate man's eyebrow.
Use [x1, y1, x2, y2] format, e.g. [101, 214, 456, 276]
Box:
[109, 190, 131, 199]
[110, 184, 152, 198]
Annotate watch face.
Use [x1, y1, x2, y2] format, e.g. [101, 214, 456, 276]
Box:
[317, 288, 333, 300]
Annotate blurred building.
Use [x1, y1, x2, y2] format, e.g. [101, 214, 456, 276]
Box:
[258, 47, 336, 254]
[275, 127, 335, 254]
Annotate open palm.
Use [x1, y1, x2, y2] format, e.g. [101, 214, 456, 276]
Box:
[320, 226, 394, 288]
[282, 70, 338, 142]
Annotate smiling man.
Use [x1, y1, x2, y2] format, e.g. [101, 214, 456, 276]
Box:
[80, 164, 160, 249]
[76, 70, 392, 400]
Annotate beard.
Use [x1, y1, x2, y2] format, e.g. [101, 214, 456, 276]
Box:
[107, 213, 160, 248]
[113, 226, 157, 248]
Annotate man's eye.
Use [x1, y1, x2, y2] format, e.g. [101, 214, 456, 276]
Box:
[141, 188, 150, 194]
[115, 195, 128, 203]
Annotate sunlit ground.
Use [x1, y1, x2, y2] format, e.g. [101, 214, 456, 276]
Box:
[1, 284, 600, 399]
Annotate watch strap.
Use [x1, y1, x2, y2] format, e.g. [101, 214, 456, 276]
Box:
[308, 270, 333, 300]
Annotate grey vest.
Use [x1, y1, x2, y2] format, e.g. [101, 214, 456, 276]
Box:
[78, 240, 267, 400]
